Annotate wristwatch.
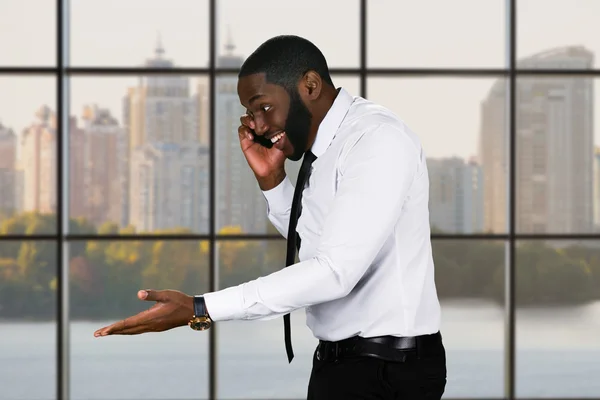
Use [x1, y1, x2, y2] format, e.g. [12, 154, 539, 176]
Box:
[188, 295, 212, 331]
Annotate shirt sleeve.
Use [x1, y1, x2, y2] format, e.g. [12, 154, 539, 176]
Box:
[203, 123, 421, 321]
[261, 175, 295, 239]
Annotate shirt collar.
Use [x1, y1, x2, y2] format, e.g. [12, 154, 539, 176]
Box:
[309, 87, 354, 158]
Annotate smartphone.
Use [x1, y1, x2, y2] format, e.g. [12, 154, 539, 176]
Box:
[250, 129, 274, 148]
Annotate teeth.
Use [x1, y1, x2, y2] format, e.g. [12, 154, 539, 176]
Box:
[270, 132, 285, 143]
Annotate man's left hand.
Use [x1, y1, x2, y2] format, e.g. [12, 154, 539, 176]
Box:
[94, 289, 194, 337]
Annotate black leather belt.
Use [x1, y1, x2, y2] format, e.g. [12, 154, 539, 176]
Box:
[316, 332, 441, 363]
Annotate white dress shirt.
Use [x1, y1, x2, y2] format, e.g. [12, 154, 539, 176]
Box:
[203, 87, 441, 341]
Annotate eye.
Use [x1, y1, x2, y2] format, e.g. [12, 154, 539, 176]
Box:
[262, 105, 272, 112]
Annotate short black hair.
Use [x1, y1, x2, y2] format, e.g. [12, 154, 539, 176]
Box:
[238, 35, 334, 93]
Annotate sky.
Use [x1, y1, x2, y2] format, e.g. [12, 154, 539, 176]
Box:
[1, 0, 600, 159]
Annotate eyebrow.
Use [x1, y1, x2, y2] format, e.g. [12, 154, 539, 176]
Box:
[248, 93, 266, 105]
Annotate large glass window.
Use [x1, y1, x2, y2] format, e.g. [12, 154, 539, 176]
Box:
[2, 1, 599, 399]
[69, 240, 210, 400]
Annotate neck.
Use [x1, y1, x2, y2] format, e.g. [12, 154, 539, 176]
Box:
[306, 85, 339, 150]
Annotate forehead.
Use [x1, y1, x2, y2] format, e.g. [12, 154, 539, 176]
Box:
[237, 73, 289, 108]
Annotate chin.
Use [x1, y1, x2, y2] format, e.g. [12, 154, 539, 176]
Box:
[285, 135, 308, 161]
[287, 151, 304, 162]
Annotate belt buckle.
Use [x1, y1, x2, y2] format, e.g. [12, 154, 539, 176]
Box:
[316, 342, 325, 361]
[316, 342, 339, 362]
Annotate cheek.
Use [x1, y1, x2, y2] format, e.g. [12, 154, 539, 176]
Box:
[268, 112, 287, 129]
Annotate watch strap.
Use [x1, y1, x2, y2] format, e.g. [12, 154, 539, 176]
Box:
[193, 295, 208, 317]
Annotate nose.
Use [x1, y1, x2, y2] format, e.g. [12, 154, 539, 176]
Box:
[252, 116, 270, 136]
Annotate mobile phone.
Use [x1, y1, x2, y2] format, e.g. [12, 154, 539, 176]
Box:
[250, 129, 274, 148]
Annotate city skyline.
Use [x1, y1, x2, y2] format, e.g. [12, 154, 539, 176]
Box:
[1, 40, 600, 235]
[2, 40, 600, 159]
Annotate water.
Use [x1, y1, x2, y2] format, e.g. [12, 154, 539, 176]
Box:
[1, 300, 600, 399]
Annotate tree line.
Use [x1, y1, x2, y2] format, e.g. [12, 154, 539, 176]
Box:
[0, 212, 598, 321]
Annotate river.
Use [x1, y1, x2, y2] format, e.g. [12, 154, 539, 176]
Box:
[1, 300, 600, 399]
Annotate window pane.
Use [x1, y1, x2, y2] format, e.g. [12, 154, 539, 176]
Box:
[69, 75, 210, 234]
[215, 239, 505, 398]
[0, 0, 55, 66]
[216, 239, 315, 398]
[368, 1, 505, 68]
[518, 0, 599, 69]
[0, 77, 57, 234]
[69, 240, 209, 400]
[70, 0, 209, 67]
[434, 240, 505, 398]
[516, 76, 595, 233]
[216, 0, 359, 68]
[368, 77, 507, 233]
[516, 240, 600, 398]
[0, 240, 56, 400]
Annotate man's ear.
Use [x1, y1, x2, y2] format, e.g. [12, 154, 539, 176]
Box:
[299, 70, 322, 100]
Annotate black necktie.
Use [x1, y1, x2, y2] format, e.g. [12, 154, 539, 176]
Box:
[283, 150, 317, 363]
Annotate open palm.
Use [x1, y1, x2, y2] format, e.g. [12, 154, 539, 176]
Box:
[94, 289, 194, 336]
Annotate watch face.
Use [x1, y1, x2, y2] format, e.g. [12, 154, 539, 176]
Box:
[189, 316, 211, 331]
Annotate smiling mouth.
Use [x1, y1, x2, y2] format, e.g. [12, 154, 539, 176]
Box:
[269, 131, 285, 144]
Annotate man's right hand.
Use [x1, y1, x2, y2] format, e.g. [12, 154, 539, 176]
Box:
[238, 114, 287, 190]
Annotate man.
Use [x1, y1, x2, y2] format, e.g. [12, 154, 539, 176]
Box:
[95, 35, 447, 399]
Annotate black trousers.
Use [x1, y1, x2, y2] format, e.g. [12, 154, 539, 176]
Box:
[306, 333, 447, 399]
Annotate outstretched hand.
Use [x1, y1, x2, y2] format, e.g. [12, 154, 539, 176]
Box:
[93, 289, 195, 337]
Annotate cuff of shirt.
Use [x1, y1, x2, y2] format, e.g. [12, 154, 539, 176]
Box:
[202, 286, 246, 321]
[262, 175, 294, 215]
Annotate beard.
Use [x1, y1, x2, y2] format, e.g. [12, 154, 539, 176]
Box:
[283, 89, 313, 161]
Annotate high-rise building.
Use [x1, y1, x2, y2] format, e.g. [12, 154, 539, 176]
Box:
[467, 157, 485, 233]
[479, 79, 508, 233]
[427, 156, 484, 233]
[20, 106, 57, 214]
[123, 37, 206, 231]
[20, 106, 84, 217]
[126, 37, 198, 149]
[196, 83, 209, 147]
[0, 122, 16, 169]
[129, 142, 208, 233]
[69, 117, 86, 220]
[479, 46, 594, 233]
[0, 122, 17, 216]
[215, 37, 268, 234]
[80, 104, 125, 227]
[594, 147, 600, 231]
